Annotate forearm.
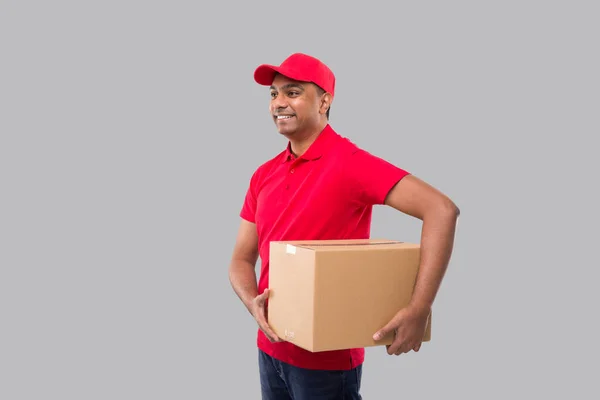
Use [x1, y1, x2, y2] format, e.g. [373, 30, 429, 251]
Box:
[229, 259, 259, 315]
[410, 205, 459, 310]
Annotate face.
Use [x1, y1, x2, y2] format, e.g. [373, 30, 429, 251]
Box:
[269, 74, 329, 138]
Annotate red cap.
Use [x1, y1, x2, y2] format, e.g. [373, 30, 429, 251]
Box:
[254, 53, 336, 98]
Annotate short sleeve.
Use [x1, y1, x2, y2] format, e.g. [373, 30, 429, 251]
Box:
[348, 149, 410, 206]
[239, 169, 259, 223]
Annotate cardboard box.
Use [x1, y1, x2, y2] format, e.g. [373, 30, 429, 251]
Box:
[268, 239, 431, 353]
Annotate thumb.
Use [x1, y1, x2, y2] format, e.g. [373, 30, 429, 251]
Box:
[257, 288, 270, 302]
[373, 319, 396, 341]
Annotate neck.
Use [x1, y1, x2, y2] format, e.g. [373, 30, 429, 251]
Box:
[289, 120, 328, 157]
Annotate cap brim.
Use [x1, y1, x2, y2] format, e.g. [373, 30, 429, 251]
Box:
[254, 64, 308, 86]
[254, 64, 280, 86]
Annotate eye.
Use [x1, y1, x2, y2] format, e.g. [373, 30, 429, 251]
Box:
[288, 91, 299, 97]
[270, 92, 277, 98]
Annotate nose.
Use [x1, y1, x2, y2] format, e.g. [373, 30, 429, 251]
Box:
[271, 94, 288, 113]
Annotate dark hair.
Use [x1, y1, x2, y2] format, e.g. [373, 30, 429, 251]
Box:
[315, 85, 331, 120]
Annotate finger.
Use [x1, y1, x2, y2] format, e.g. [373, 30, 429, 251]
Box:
[260, 323, 280, 342]
[256, 313, 281, 342]
[395, 345, 411, 356]
[387, 339, 401, 355]
[386, 344, 394, 355]
[264, 329, 280, 343]
[386, 328, 404, 355]
[266, 327, 281, 342]
[394, 338, 416, 355]
[258, 319, 279, 342]
[394, 341, 408, 356]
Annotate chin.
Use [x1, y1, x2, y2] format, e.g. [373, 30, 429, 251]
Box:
[278, 129, 295, 138]
[275, 125, 296, 137]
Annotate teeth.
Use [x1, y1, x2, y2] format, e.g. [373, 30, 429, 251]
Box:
[277, 115, 293, 119]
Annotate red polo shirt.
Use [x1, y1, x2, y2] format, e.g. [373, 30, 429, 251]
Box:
[240, 124, 410, 371]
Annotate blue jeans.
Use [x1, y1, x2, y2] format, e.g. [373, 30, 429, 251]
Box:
[258, 350, 363, 400]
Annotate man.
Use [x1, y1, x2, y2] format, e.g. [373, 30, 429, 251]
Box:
[229, 53, 459, 399]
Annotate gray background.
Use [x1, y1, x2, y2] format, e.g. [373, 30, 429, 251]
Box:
[1, 1, 598, 399]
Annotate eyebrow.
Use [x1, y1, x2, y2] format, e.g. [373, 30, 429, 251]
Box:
[269, 83, 305, 91]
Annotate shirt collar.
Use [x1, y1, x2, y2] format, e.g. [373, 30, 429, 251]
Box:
[282, 124, 337, 163]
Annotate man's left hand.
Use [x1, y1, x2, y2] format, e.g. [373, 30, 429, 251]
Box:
[372, 303, 431, 355]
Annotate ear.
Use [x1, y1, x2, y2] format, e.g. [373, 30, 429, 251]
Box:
[319, 92, 332, 115]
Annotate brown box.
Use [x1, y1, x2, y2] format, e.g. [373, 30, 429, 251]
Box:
[268, 239, 431, 353]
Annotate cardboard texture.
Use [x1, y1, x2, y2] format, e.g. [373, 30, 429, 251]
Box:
[268, 239, 431, 353]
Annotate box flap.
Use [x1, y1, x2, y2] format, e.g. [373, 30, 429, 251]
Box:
[275, 239, 417, 253]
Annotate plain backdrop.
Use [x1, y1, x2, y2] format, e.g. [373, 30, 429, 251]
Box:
[1, 1, 598, 399]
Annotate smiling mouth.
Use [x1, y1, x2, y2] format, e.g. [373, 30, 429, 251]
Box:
[275, 115, 295, 120]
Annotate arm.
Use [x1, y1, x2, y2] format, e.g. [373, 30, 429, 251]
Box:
[228, 219, 281, 342]
[228, 219, 260, 314]
[385, 174, 459, 312]
[373, 174, 460, 354]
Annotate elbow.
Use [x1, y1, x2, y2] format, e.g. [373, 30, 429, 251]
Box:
[437, 198, 460, 220]
[421, 205, 458, 225]
[228, 257, 241, 282]
[449, 201, 460, 218]
[229, 254, 257, 277]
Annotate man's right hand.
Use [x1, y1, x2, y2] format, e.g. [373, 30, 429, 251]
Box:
[251, 289, 282, 343]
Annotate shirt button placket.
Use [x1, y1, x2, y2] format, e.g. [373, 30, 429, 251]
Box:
[286, 164, 296, 193]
